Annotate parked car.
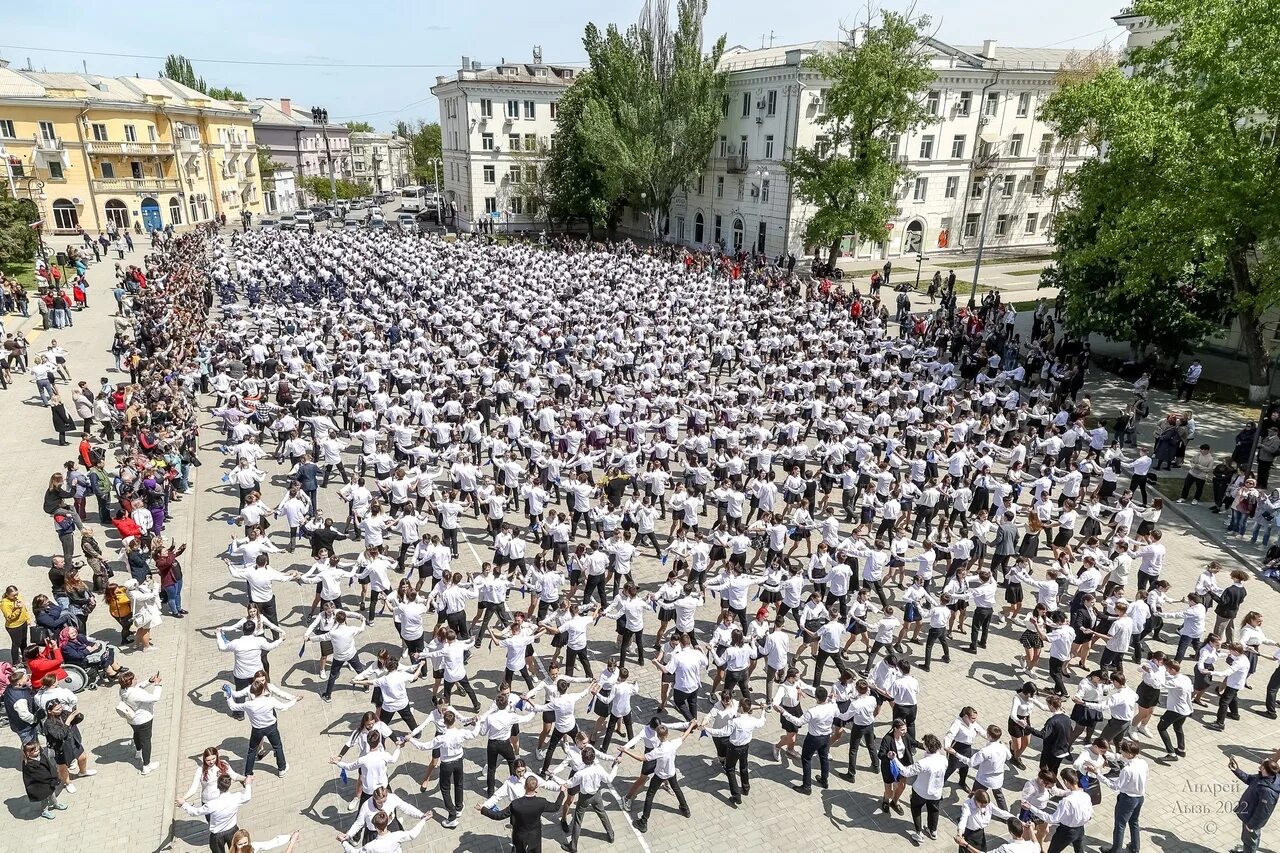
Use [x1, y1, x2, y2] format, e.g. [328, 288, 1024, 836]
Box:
[279, 214, 297, 230]
[367, 218, 387, 231]
[342, 218, 360, 231]
[258, 216, 278, 229]
[350, 199, 371, 210]
[324, 207, 340, 220]
[309, 205, 332, 221]
[397, 213, 416, 229]
[294, 210, 316, 224]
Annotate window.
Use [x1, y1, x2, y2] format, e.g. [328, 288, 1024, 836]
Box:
[761, 179, 770, 202]
[1001, 174, 1015, 198]
[1025, 212, 1039, 234]
[696, 175, 704, 195]
[736, 178, 744, 200]
[740, 135, 748, 159]
[523, 100, 536, 119]
[742, 92, 751, 117]
[48, 162, 63, 179]
[1039, 134, 1055, 154]
[483, 165, 495, 184]
[951, 135, 966, 159]
[818, 89, 829, 116]
[816, 135, 831, 158]
[524, 133, 536, 151]
[714, 214, 722, 245]
[719, 135, 727, 157]
[506, 100, 520, 119]
[52, 199, 77, 230]
[104, 199, 128, 227]
[549, 133, 557, 151]
[757, 220, 767, 253]
[721, 95, 729, 117]
[945, 176, 959, 198]
[1009, 134, 1024, 157]
[926, 90, 940, 115]
[169, 197, 182, 225]
[8, 161, 23, 178]
[481, 133, 494, 150]
[889, 135, 901, 159]
[994, 214, 1010, 236]
[716, 176, 723, 198]
[970, 177, 983, 198]
[189, 195, 198, 222]
[1032, 173, 1046, 196]
[764, 135, 774, 159]
[0, 120, 14, 138]
[913, 177, 928, 202]
[511, 197, 524, 214]
[964, 212, 980, 238]
[767, 90, 777, 116]
[732, 217, 744, 251]
[124, 124, 137, 142]
[919, 135, 934, 159]
[480, 99, 493, 118]
[355, 161, 366, 172]
[984, 92, 1000, 117]
[100, 162, 115, 179]
[39, 120, 56, 141]
[1067, 137, 1082, 156]
[957, 91, 972, 117]
[148, 125, 157, 142]
[550, 101, 559, 120]
[484, 197, 497, 214]
[508, 133, 520, 150]
[977, 139, 994, 159]
[1017, 92, 1032, 117]
[509, 165, 522, 183]
[694, 212, 704, 243]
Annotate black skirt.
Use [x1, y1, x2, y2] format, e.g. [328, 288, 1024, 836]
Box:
[1070, 704, 1102, 726]
[1020, 628, 1042, 650]
[1080, 517, 1102, 539]
[1005, 583, 1024, 605]
[780, 702, 802, 734]
[1136, 682, 1160, 709]
[1008, 716, 1029, 739]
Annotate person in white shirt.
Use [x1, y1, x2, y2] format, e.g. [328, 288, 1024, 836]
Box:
[117, 669, 164, 774]
[182, 746, 245, 805]
[622, 721, 698, 832]
[700, 695, 767, 805]
[1209, 641, 1251, 731]
[559, 745, 617, 852]
[403, 708, 479, 828]
[955, 817, 1040, 853]
[954, 787, 1015, 852]
[309, 610, 369, 703]
[776, 685, 838, 794]
[897, 733, 948, 842]
[341, 813, 430, 853]
[225, 677, 301, 776]
[176, 775, 252, 852]
[1101, 739, 1147, 853]
[341, 785, 425, 846]
[1021, 767, 1094, 853]
[216, 619, 285, 693]
[330, 729, 400, 809]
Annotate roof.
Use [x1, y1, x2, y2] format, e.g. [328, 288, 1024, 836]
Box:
[714, 37, 1080, 75]
[948, 44, 1081, 71]
[250, 98, 347, 131]
[436, 63, 582, 89]
[0, 66, 252, 112]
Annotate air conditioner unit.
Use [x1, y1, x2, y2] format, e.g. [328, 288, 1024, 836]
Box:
[809, 92, 820, 103]
[750, 187, 759, 197]
[756, 99, 766, 110]
[755, 116, 763, 125]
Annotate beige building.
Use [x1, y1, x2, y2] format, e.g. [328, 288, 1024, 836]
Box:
[350, 132, 412, 192]
[0, 60, 263, 235]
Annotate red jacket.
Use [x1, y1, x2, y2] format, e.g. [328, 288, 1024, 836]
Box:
[28, 646, 67, 684]
[112, 516, 143, 540]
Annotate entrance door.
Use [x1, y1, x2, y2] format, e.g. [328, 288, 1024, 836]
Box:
[140, 198, 163, 232]
[904, 220, 924, 255]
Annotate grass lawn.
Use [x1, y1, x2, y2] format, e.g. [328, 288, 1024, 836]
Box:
[1004, 268, 1046, 277]
[1, 261, 37, 290]
[936, 254, 1053, 269]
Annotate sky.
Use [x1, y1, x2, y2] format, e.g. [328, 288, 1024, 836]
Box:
[2, 0, 1129, 130]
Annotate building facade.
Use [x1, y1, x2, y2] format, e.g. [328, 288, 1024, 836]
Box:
[432, 54, 579, 231]
[248, 99, 351, 202]
[263, 167, 298, 214]
[634, 37, 1096, 259]
[350, 132, 412, 192]
[0, 60, 263, 234]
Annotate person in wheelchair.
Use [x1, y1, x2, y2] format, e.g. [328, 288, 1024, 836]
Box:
[58, 626, 122, 688]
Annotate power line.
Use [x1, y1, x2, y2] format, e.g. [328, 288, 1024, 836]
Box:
[0, 43, 584, 70]
[333, 97, 437, 121]
[1035, 26, 1123, 50]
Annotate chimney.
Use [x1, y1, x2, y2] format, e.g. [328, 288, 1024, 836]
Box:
[280, 97, 291, 116]
[472, 61, 481, 71]
[461, 55, 470, 71]
[982, 39, 998, 60]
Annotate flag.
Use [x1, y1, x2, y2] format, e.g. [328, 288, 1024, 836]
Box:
[515, 698, 530, 711]
[221, 684, 233, 700]
[226, 517, 238, 525]
[221, 474, 231, 483]
[699, 729, 709, 739]
[339, 767, 349, 785]
[297, 642, 307, 658]
[660, 555, 668, 565]
[889, 758, 902, 781]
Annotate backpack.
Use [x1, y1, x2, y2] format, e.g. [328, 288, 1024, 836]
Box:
[107, 589, 132, 619]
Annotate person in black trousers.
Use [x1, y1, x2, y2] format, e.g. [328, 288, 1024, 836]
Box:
[481, 774, 558, 853]
[1031, 694, 1073, 773]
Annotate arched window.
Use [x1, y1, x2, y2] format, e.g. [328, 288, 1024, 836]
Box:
[104, 199, 128, 228]
[51, 199, 78, 231]
[732, 217, 744, 251]
[189, 195, 199, 223]
[169, 197, 183, 225]
[693, 212, 704, 244]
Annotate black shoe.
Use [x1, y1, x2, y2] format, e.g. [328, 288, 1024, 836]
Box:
[919, 664, 930, 672]
[941, 657, 951, 664]
[679, 805, 691, 817]
[880, 800, 891, 813]
[1175, 749, 1187, 757]
[1260, 711, 1277, 719]
[816, 777, 828, 789]
[890, 801, 904, 815]
[793, 785, 812, 795]
[1206, 722, 1225, 731]
[559, 818, 570, 835]
[633, 819, 648, 832]
[730, 796, 742, 806]
[923, 829, 937, 841]
[741, 785, 750, 796]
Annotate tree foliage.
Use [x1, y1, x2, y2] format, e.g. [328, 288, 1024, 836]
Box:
[394, 120, 442, 184]
[788, 10, 936, 263]
[577, 0, 727, 236]
[344, 121, 375, 133]
[539, 73, 626, 238]
[158, 54, 244, 100]
[0, 190, 40, 267]
[299, 176, 370, 202]
[1039, 0, 1280, 396]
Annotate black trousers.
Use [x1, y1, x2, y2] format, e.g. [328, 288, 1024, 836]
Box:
[725, 741, 750, 799]
[132, 719, 154, 765]
[970, 607, 993, 649]
[439, 758, 463, 817]
[672, 687, 699, 722]
[486, 738, 516, 795]
[641, 773, 689, 820]
[209, 826, 239, 853]
[944, 741, 973, 787]
[800, 733, 831, 788]
[910, 790, 941, 833]
[1047, 823, 1085, 853]
[923, 626, 950, 665]
[565, 646, 593, 678]
[845, 722, 877, 774]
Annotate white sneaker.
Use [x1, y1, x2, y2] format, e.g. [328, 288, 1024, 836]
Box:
[536, 748, 547, 760]
[79, 769, 97, 777]
[135, 750, 143, 761]
[64, 783, 77, 793]
[279, 766, 289, 777]
[347, 798, 359, 812]
[622, 797, 633, 811]
[1190, 500, 1199, 506]
[1176, 498, 1185, 504]
[142, 762, 160, 775]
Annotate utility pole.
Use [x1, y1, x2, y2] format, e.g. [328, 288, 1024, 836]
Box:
[430, 157, 442, 224]
[311, 106, 338, 204]
[967, 172, 998, 310]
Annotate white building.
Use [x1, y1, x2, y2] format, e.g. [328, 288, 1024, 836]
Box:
[263, 167, 297, 214]
[350, 132, 412, 192]
[633, 37, 1096, 259]
[432, 53, 579, 231]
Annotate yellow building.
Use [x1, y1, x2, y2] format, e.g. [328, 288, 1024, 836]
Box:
[0, 59, 263, 236]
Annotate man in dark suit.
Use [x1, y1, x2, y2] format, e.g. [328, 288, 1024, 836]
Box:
[481, 774, 557, 853]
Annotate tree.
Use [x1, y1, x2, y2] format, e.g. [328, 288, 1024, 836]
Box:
[395, 120, 442, 184]
[577, 0, 728, 238]
[0, 190, 40, 267]
[299, 176, 371, 202]
[540, 73, 627, 238]
[344, 121, 375, 133]
[256, 151, 286, 192]
[1039, 0, 1280, 399]
[158, 53, 245, 100]
[788, 9, 936, 265]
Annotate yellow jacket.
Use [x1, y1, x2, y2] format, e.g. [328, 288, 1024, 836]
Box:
[2, 596, 30, 629]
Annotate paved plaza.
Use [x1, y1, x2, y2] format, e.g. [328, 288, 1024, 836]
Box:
[0, 235, 1274, 853]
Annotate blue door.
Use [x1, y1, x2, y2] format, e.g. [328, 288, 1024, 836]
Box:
[140, 198, 162, 232]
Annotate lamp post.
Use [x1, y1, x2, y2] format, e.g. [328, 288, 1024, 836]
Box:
[967, 171, 1001, 310]
[429, 157, 442, 224]
[310, 106, 338, 205]
[914, 250, 929, 292]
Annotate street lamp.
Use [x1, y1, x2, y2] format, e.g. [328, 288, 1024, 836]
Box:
[428, 157, 442, 225]
[966, 133, 1005, 311]
[914, 250, 930, 292]
[310, 106, 338, 205]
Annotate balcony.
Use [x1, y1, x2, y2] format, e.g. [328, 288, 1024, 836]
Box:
[86, 140, 176, 157]
[177, 137, 201, 156]
[33, 134, 71, 168]
[1034, 152, 1053, 169]
[717, 152, 748, 173]
[91, 177, 182, 194]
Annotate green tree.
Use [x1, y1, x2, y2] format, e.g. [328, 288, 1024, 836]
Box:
[395, 120, 442, 184]
[1040, 0, 1280, 399]
[256, 151, 287, 192]
[577, 0, 727, 238]
[158, 54, 244, 100]
[299, 176, 371, 202]
[540, 73, 627, 238]
[0, 190, 40, 267]
[788, 9, 936, 265]
[344, 121, 375, 133]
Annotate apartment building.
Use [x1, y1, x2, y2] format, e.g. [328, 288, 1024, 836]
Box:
[432, 53, 579, 231]
[249, 98, 352, 200]
[643, 37, 1095, 259]
[0, 60, 263, 234]
[350, 132, 412, 192]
